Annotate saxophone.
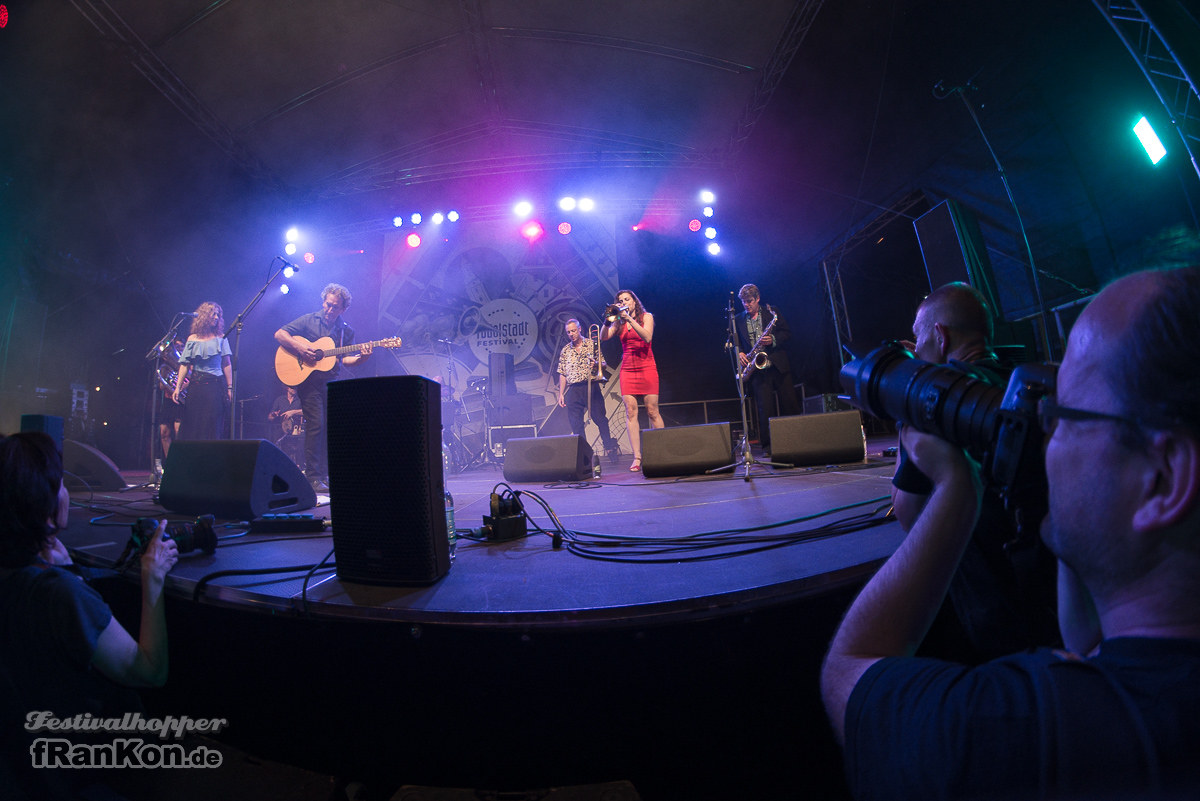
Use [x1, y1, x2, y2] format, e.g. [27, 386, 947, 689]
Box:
[739, 306, 778, 382]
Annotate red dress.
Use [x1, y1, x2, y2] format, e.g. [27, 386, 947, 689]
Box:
[618, 319, 659, 395]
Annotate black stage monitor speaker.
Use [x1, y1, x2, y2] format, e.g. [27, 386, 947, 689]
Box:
[641, 422, 733, 478]
[63, 440, 126, 491]
[160, 439, 315, 519]
[503, 435, 593, 482]
[769, 411, 866, 467]
[327, 376, 450, 586]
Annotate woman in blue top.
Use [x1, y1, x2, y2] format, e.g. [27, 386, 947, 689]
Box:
[172, 301, 233, 440]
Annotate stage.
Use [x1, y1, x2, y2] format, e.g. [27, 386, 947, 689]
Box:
[60, 432, 902, 800]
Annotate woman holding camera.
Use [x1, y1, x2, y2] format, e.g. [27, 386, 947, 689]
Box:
[0, 432, 178, 796]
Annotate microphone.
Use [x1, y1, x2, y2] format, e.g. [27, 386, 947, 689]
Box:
[180, 312, 198, 317]
[435, 338, 454, 344]
[277, 256, 300, 271]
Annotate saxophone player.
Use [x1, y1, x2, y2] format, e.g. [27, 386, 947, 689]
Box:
[734, 284, 801, 455]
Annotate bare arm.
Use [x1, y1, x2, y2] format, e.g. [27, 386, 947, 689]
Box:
[624, 311, 654, 343]
[820, 428, 981, 745]
[91, 522, 178, 687]
[342, 340, 373, 367]
[275, 328, 318, 362]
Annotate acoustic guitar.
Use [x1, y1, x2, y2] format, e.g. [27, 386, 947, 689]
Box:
[275, 335, 403, 386]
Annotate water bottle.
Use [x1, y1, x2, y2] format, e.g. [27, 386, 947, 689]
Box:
[442, 442, 456, 561]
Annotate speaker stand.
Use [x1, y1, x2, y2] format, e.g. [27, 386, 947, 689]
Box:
[707, 300, 792, 481]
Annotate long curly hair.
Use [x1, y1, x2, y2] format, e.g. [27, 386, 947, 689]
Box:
[0, 432, 64, 567]
[189, 302, 224, 337]
[615, 289, 647, 325]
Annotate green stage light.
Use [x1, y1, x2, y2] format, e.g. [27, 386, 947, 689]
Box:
[1134, 116, 1166, 164]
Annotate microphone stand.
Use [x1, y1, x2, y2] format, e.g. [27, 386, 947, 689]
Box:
[707, 295, 792, 481]
[143, 314, 190, 476]
[224, 257, 291, 439]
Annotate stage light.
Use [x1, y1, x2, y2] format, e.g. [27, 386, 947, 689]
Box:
[447, 210, 460, 222]
[558, 222, 572, 235]
[285, 227, 300, 242]
[521, 220, 545, 242]
[707, 242, 721, 255]
[578, 197, 595, 212]
[688, 219, 702, 232]
[283, 265, 296, 278]
[558, 197, 577, 211]
[411, 213, 422, 225]
[280, 284, 291, 294]
[284, 242, 297, 255]
[406, 233, 422, 248]
[699, 190, 715, 204]
[431, 212, 445, 224]
[703, 206, 714, 217]
[704, 227, 717, 239]
[392, 216, 404, 228]
[1134, 116, 1166, 164]
[1, 6, 9, 28]
[513, 201, 533, 218]
[304, 252, 316, 264]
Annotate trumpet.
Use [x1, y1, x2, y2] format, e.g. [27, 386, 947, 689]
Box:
[587, 323, 605, 380]
[603, 303, 624, 324]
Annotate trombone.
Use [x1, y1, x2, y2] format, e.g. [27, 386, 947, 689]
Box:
[587, 323, 605, 380]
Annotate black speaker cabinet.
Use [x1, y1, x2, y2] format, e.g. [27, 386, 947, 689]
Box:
[641, 422, 733, 478]
[769, 411, 866, 467]
[327, 376, 449, 586]
[160, 439, 315, 519]
[913, 198, 1000, 316]
[63, 440, 126, 491]
[503, 435, 593, 482]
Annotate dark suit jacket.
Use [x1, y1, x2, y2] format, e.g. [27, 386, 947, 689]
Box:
[735, 304, 793, 376]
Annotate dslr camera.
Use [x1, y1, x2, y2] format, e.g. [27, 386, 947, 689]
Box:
[840, 341, 1056, 528]
[129, 515, 218, 556]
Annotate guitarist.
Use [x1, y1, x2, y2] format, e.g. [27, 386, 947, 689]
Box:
[734, 283, 800, 456]
[274, 284, 373, 491]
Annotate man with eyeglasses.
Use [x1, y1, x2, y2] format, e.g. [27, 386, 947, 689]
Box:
[891, 282, 1059, 662]
[822, 266, 1200, 800]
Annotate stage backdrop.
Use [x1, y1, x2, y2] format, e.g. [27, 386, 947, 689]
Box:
[377, 216, 629, 455]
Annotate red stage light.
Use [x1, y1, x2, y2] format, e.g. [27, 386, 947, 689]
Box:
[521, 221, 545, 242]
[304, 252, 316, 264]
[557, 222, 572, 235]
[0, 6, 8, 28]
[406, 233, 422, 248]
[688, 219, 702, 232]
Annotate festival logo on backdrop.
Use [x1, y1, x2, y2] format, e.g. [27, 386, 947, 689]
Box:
[375, 217, 625, 448]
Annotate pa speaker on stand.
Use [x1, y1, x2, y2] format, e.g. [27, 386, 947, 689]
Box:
[327, 376, 450, 585]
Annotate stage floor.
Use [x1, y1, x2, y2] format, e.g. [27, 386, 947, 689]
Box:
[62, 436, 902, 629]
[54, 433, 903, 800]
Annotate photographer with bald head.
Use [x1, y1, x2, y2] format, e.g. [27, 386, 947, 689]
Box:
[822, 266, 1200, 800]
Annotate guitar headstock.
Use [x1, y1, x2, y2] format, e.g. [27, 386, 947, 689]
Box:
[378, 336, 403, 349]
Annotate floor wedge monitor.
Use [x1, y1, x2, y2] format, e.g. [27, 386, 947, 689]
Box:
[503, 435, 593, 482]
[769, 410, 866, 467]
[641, 422, 733, 478]
[160, 439, 315, 519]
[327, 376, 450, 586]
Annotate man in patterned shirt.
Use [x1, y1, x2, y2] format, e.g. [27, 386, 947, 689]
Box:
[557, 318, 620, 463]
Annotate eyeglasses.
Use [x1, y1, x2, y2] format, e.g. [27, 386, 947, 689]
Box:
[1037, 397, 1146, 437]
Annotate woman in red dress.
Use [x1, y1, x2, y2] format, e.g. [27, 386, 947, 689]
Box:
[601, 289, 664, 471]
